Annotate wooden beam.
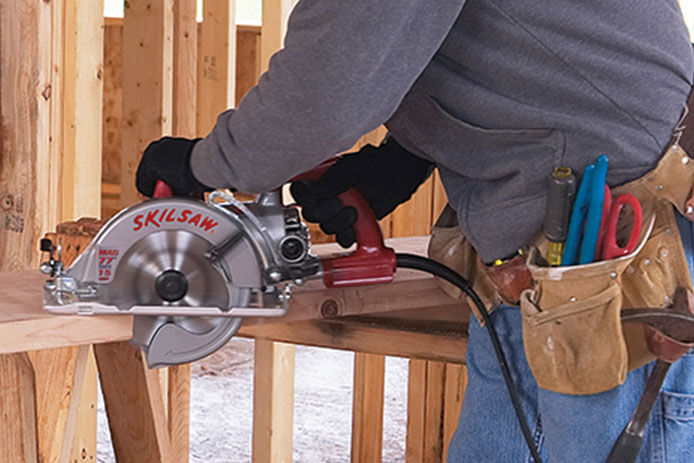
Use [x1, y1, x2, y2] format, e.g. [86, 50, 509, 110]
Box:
[239, 319, 466, 364]
[168, 363, 191, 463]
[121, 0, 174, 206]
[0, 353, 38, 463]
[173, 0, 198, 138]
[94, 342, 172, 463]
[197, 0, 236, 136]
[0, 0, 57, 271]
[61, 0, 103, 221]
[236, 25, 262, 103]
[351, 353, 385, 462]
[260, 0, 298, 72]
[68, 349, 98, 463]
[442, 364, 466, 461]
[59, 346, 89, 463]
[27, 346, 84, 463]
[252, 340, 295, 463]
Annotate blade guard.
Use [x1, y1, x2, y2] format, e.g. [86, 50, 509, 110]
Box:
[294, 160, 396, 288]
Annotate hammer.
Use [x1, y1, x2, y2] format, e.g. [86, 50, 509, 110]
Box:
[606, 287, 694, 463]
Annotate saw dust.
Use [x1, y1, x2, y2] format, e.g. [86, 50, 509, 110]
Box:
[97, 338, 409, 462]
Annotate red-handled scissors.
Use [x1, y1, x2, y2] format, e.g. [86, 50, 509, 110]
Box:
[596, 187, 643, 260]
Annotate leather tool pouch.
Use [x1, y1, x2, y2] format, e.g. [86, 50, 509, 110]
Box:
[521, 143, 694, 395]
[428, 205, 501, 323]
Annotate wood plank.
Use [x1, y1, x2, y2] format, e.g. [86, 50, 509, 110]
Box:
[94, 342, 172, 463]
[197, 0, 236, 136]
[68, 349, 97, 463]
[252, 340, 295, 463]
[236, 25, 262, 103]
[168, 364, 191, 463]
[239, 320, 466, 364]
[442, 364, 466, 461]
[0, 237, 463, 355]
[120, 0, 174, 206]
[102, 22, 124, 188]
[27, 347, 81, 463]
[169, 4, 197, 461]
[422, 361, 445, 463]
[0, 353, 38, 463]
[260, 0, 298, 73]
[57, 345, 89, 463]
[0, 0, 55, 272]
[61, 0, 103, 221]
[173, 0, 198, 138]
[351, 353, 385, 462]
[0, 271, 132, 354]
[406, 360, 454, 463]
[405, 359, 426, 463]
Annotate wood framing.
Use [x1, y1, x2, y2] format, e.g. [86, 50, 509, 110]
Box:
[173, 0, 199, 138]
[197, 0, 236, 136]
[120, 0, 174, 206]
[0, 353, 37, 463]
[351, 353, 385, 462]
[61, 0, 104, 221]
[252, 340, 295, 463]
[94, 342, 172, 463]
[0, 0, 58, 272]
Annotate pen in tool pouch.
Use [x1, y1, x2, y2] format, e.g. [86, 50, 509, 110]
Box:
[544, 167, 577, 266]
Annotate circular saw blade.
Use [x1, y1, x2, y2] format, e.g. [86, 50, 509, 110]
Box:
[104, 229, 253, 366]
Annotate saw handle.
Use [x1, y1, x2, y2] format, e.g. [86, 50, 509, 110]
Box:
[294, 160, 396, 288]
[153, 180, 173, 198]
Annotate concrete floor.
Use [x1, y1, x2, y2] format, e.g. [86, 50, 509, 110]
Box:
[97, 338, 409, 462]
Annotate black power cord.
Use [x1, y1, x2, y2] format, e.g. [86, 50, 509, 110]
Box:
[396, 253, 543, 463]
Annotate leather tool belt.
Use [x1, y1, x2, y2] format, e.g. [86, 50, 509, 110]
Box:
[429, 86, 694, 395]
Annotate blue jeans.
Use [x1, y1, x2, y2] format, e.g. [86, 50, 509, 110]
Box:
[447, 214, 694, 462]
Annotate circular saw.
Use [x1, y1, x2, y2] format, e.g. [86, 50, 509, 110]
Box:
[41, 163, 396, 368]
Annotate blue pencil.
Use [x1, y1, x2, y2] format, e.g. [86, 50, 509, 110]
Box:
[578, 155, 609, 264]
[562, 164, 595, 266]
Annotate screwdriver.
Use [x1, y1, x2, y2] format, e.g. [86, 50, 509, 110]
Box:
[544, 167, 577, 266]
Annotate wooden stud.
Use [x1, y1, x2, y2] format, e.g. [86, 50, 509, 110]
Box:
[26, 347, 82, 463]
[406, 360, 449, 463]
[240, 320, 466, 365]
[120, 0, 174, 206]
[406, 359, 427, 463]
[252, 340, 295, 463]
[101, 19, 125, 208]
[442, 364, 467, 461]
[94, 342, 172, 463]
[431, 170, 448, 224]
[168, 364, 191, 463]
[0, 0, 57, 271]
[0, 353, 38, 463]
[69, 349, 98, 463]
[422, 362, 446, 463]
[173, 0, 199, 138]
[351, 353, 385, 462]
[61, 0, 104, 221]
[57, 345, 89, 463]
[236, 25, 262, 103]
[197, 0, 236, 136]
[260, 0, 298, 72]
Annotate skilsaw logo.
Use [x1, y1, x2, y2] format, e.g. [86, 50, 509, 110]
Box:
[132, 208, 219, 234]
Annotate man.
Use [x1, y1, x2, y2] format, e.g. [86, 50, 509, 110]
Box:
[137, 0, 694, 460]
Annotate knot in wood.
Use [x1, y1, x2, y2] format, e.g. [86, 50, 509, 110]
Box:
[1, 195, 13, 211]
[320, 299, 340, 319]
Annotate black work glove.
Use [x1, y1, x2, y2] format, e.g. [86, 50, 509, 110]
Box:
[136, 137, 212, 197]
[290, 138, 434, 247]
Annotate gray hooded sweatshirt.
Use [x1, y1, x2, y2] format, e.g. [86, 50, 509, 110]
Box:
[191, 0, 694, 262]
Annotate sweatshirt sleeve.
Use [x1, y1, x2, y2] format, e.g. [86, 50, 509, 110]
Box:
[191, 0, 466, 193]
